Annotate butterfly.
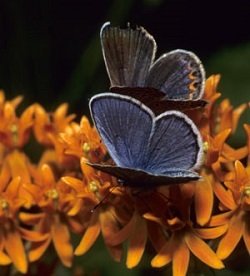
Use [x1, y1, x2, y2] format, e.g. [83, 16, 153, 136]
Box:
[100, 22, 207, 115]
[86, 93, 203, 187]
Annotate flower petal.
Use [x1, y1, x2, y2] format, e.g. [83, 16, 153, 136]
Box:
[62, 176, 85, 192]
[18, 226, 50, 242]
[51, 213, 73, 267]
[0, 250, 11, 265]
[216, 209, 244, 260]
[99, 207, 123, 262]
[209, 211, 233, 227]
[214, 129, 231, 148]
[194, 224, 228, 239]
[19, 212, 45, 225]
[212, 181, 237, 210]
[151, 235, 175, 267]
[185, 230, 224, 269]
[4, 221, 28, 273]
[235, 160, 249, 188]
[29, 238, 51, 262]
[66, 216, 85, 234]
[126, 212, 147, 268]
[148, 221, 168, 252]
[195, 174, 214, 225]
[173, 235, 190, 276]
[0, 160, 11, 192]
[243, 213, 250, 254]
[67, 198, 84, 216]
[41, 164, 55, 189]
[107, 213, 135, 246]
[75, 211, 100, 255]
[6, 150, 31, 183]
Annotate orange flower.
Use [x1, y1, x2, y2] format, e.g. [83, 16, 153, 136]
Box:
[0, 176, 28, 273]
[217, 99, 247, 134]
[33, 103, 75, 147]
[0, 100, 34, 149]
[139, 185, 225, 274]
[194, 169, 215, 225]
[0, 90, 23, 113]
[203, 129, 247, 181]
[244, 124, 250, 164]
[59, 116, 106, 163]
[63, 160, 126, 262]
[151, 224, 225, 275]
[21, 164, 81, 267]
[186, 74, 221, 135]
[203, 75, 221, 107]
[0, 149, 36, 208]
[209, 161, 250, 260]
[189, 74, 246, 138]
[62, 161, 106, 217]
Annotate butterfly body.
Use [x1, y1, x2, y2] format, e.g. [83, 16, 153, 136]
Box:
[110, 86, 207, 116]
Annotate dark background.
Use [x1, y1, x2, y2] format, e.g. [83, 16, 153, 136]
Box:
[1, 0, 250, 115]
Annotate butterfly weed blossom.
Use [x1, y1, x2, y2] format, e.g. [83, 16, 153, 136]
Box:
[0, 28, 249, 276]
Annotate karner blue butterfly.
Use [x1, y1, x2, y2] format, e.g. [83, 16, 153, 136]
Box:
[100, 22, 207, 115]
[86, 93, 203, 187]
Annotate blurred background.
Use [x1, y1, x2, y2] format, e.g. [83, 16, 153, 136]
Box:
[1, 0, 250, 275]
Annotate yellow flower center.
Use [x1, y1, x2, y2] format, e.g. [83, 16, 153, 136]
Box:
[10, 123, 19, 146]
[243, 186, 250, 197]
[46, 189, 59, 209]
[83, 142, 91, 156]
[89, 181, 101, 200]
[203, 141, 209, 152]
[241, 186, 250, 211]
[1, 198, 10, 217]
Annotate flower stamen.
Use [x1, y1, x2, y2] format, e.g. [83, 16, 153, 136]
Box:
[83, 142, 91, 156]
[1, 198, 10, 217]
[10, 123, 19, 146]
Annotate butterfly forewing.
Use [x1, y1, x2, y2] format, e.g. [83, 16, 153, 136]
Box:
[100, 22, 156, 87]
[90, 93, 153, 169]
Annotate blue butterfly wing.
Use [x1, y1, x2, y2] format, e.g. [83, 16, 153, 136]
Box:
[100, 22, 156, 87]
[89, 93, 154, 169]
[142, 110, 203, 176]
[145, 49, 205, 100]
[89, 93, 202, 186]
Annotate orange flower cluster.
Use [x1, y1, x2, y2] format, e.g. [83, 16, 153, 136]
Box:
[0, 75, 249, 275]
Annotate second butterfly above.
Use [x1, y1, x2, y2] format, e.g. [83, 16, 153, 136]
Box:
[100, 22, 207, 113]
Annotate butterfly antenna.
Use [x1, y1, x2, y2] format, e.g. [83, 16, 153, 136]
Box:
[154, 190, 170, 202]
[91, 185, 119, 213]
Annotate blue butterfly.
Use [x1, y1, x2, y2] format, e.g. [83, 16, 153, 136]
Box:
[100, 22, 207, 115]
[86, 93, 203, 187]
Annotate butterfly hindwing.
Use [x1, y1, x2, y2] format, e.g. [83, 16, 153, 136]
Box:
[144, 110, 202, 174]
[145, 49, 205, 100]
